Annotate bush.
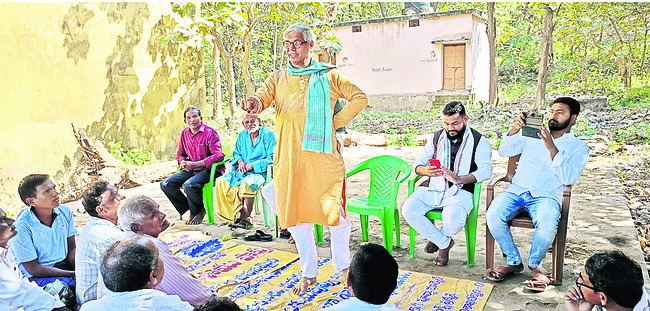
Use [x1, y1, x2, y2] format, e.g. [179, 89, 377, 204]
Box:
[110, 141, 157, 166]
[612, 86, 650, 109]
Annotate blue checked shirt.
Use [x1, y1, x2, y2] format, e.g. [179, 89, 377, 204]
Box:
[75, 216, 123, 305]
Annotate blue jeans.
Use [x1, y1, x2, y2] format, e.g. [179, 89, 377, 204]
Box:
[486, 191, 560, 268]
[160, 169, 211, 217]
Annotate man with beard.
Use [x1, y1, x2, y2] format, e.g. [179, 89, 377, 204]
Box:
[486, 97, 589, 290]
[212, 113, 275, 229]
[161, 107, 225, 225]
[402, 101, 493, 266]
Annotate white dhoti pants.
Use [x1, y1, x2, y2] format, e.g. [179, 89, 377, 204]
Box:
[262, 181, 351, 278]
[402, 187, 474, 249]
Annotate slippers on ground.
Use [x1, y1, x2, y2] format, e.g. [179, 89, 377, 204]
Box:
[525, 273, 553, 293]
[244, 230, 273, 242]
[228, 219, 242, 229]
[233, 219, 253, 230]
[485, 263, 524, 282]
[279, 229, 291, 239]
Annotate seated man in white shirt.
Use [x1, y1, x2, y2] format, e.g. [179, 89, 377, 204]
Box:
[108, 195, 214, 306]
[81, 236, 192, 311]
[565, 250, 649, 311]
[76, 181, 125, 305]
[0, 207, 70, 311]
[323, 243, 400, 310]
[486, 97, 589, 291]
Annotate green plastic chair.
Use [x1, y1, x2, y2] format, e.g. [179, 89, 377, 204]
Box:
[178, 145, 234, 225]
[407, 175, 482, 267]
[345, 155, 411, 254]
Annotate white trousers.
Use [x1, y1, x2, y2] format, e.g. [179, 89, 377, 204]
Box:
[402, 187, 474, 249]
[262, 181, 351, 278]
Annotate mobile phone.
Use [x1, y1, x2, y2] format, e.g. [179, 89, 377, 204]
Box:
[521, 111, 543, 139]
[429, 159, 441, 168]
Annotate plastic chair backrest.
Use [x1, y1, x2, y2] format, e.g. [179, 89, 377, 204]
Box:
[351, 155, 410, 206]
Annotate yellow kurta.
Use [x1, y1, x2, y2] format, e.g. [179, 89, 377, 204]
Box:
[253, 68, 367, 228]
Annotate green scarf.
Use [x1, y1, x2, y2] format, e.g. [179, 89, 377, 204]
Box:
[288, 60, 337, 154]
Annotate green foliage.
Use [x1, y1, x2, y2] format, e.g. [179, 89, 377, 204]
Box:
[614, 122, 650, 145]
[110, 141, 157, 166]
[387, 127, 419, 147]
[612, 87, 650, 109]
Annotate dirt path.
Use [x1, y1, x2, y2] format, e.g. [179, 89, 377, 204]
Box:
[67, 143, 645, 310]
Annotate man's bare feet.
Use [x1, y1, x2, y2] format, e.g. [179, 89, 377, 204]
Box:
[424, 241, 439, 254]
[186, 211, 205, 225]
[433, 239, 454, 266]
[291, 276, 317, 295]
[341, 268, 349, 286]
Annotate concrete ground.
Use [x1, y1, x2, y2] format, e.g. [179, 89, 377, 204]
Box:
[67, 144, 647, 311]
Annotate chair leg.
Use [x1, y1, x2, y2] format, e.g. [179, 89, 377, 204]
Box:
[408, 225, 416, 259]
[486, 224, 495, 272]
[259, 191, 272, 228]
[314, 224, 323, 246]
[393, 207, 401, 248]
[360, 215, 369, 242]
[382, 215, 394, 255]
[465, 216, 478, 267]
[203, 185, 215, 225]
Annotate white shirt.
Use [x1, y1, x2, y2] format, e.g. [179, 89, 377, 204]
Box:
[0, 245, 65, 311]
[80, 288, 192, 311]
[498, 131, 589, 204]
[322, 297, 400, 310]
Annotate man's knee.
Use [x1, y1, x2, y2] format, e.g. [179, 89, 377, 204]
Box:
[401, 197, 422, 222]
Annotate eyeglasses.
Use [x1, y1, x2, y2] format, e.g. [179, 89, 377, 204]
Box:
[575, 272, 597, 293]
[283, 40, 307, 48]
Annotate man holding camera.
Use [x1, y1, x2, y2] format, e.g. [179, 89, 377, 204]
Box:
[486, 97, 589, 291]
[402, 101, 493, 266]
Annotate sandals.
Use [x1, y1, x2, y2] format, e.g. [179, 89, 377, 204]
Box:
[244, 230, 273, 242]
[279, 228, 291, 239]
[485, 263, 524, 282]
[525, 273, 553, 292]
[229, 219, 253, 230]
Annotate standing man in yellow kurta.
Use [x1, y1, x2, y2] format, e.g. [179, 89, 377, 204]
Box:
[242, 23, 368, 296]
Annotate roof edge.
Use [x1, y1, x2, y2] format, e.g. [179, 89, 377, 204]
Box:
[333, 9, 485, 28]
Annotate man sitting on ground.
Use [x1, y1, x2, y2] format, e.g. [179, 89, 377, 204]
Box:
[402, 101, 493, 266]
[0, 207, 71, 310]
[161, 107, 225, 225]
[75, 181, 125, 305]
[486, 97, 589, 291]
[80, 236, 192, 311]
[9, 174, 77, 287]
[565, 250, 649, 310]
[213, 113, 275, 230]
[107, 195, 214, 306]
[323, 243, 400, 310]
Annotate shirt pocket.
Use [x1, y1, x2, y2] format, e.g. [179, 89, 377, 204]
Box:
[197, 143, 208, 158]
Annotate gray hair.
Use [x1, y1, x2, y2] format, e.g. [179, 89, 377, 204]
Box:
[101, 236, 160, 292]
[284, 23, 314, 44]
[118, 195, 158, 231]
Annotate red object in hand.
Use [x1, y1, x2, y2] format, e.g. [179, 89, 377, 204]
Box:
[429, 159, 441, 168]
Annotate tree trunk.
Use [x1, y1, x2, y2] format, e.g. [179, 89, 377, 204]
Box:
[379, 2, 387, 18]
[242, 4, 255, 95]
[212, 41, 222, 120]
[214, 33, 236, 128]
[430, 2, 439, 12]
[535, 4, 557, 110]
[487, 2, 498, 107]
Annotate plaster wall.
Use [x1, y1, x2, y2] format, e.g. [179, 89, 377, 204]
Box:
[0, 2, 204, 210]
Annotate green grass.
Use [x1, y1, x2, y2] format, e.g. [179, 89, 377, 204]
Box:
[110, 141, 158, 166]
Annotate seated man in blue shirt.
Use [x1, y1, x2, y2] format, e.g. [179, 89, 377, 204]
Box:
[9, 174, 77, 287]
[486, 97, 589, 290]
[213, 113, 275, 229]
[0, 207, 71, 311]
[323, 243, 399, 310]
